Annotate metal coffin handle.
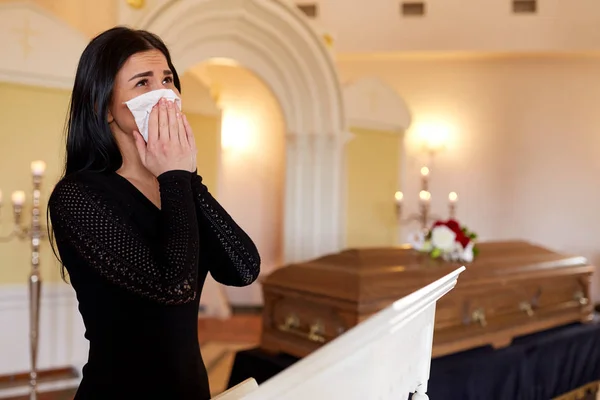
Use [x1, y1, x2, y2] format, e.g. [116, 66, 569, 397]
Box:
[278, 314, 326, 343]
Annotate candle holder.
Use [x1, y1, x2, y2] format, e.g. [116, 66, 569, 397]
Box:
[0, 160, 47, 400]
[395, 166, 458, 232]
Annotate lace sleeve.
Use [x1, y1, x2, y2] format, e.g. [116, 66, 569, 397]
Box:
[191, 173, 261, 287]
[48, 171, 200, 305]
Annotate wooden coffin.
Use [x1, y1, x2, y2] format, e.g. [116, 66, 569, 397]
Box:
[260, 241, 595, 359]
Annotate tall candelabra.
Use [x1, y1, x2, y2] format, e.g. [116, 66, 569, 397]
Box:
[395, 166, 458, 232]
[0, 160, 47, 400]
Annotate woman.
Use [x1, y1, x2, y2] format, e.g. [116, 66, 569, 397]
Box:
[48, 27, 261, 399]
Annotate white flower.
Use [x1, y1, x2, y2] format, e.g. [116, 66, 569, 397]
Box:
[430, 225, 457, 251]
[461, 241, 474, 263]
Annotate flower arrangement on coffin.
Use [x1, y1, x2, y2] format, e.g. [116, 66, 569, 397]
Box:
[409, 219, 479, 263]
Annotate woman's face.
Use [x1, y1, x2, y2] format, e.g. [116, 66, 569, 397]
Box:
[108, 49, 179, 136]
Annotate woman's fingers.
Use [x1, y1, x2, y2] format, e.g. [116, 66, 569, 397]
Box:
[143, 97, 195, 174]
[177, 110, 187, 148]
[182, 114, 196, 152]
[147, 104, 159, 144]
[158, 98, 169, 142]
[166, 100, 181, 145]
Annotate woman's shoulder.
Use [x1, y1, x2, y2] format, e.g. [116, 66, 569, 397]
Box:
[49, 171, 118, 208]
[52, 170, 113, 191]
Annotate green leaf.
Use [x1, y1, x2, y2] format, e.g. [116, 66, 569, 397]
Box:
[431, 248, 441, 258]
[469, 233, 477, 240]
[473, 246, 480, 257]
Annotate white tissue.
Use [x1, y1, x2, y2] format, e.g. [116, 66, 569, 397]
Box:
[124, 89, 182, 142]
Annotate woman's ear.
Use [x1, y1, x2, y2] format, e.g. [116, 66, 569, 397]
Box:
[107, 108, 114, 124]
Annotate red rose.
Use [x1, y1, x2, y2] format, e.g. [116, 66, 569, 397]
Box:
[446, 219, 461, 232]
[432, 220, 445, 228]
[454, 230, 470, 248]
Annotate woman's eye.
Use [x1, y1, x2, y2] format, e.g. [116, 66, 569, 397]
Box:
[135, 79, 148, 87]
[163, 76, 173, 85]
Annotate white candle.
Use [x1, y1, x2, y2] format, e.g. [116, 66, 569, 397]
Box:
[394, 191, 403, 204]
[31, 160, 46, 177]
[419, 190, 431, 203]
[420, 166, 429, 177]
[449, 192, 458, 203]
[11, 190, 25, 206]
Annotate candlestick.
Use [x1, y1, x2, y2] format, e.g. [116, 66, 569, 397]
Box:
[395, 165, 457, 232]
[420, 166, 429, 191]
[395, 191, 403, 204]
[30, 161, 46, 178]
[449, 192, 458, 203]
[448, 192, 457, 218]
[394, 191, 403, 216]
[0, 161, 47, 400]
[12, 190, 26, 206]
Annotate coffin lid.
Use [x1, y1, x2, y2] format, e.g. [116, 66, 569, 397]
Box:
[262, 241, 591, 306]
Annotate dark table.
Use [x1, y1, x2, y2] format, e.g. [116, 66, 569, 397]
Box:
[228, 321, 600, 400]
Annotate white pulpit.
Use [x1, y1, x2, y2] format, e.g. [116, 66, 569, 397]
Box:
[218, 267, 465, 400]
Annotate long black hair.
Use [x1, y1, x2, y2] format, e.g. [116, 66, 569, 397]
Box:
[50, 26, 182, 279]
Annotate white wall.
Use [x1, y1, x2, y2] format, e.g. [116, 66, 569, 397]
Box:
[338, 54, 600, 302]
[191, 63, 286, 306]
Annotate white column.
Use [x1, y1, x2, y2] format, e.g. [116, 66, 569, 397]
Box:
[284, 132, 345, 264]
[314, 133, 343, 256]
[311, 134, 327, 256]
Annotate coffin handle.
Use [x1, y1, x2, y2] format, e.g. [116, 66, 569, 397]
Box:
[278, 314, 326, 343]
[471, 308, 487, 327]
[279, 314, 300, 331]
[574, 290, 589, 306]
[519, 301, 535, 317]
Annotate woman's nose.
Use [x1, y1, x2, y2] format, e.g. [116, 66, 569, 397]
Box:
[149, 79, 163, 91]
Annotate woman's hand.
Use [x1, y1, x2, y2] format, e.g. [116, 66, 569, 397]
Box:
[182, 111, 197, 171]
[134, 97, 197, 176]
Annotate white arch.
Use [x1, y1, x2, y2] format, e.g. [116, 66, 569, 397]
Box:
[137, 0, 348, 263]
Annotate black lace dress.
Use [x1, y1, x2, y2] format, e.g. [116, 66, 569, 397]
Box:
[48, 170, 261, 400]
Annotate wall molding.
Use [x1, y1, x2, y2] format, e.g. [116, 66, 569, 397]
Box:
[136, 0, 347, 264]
[343, 77, 412, 133]
[0, 283, 87, 377]
[0, 2, 88, 90]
